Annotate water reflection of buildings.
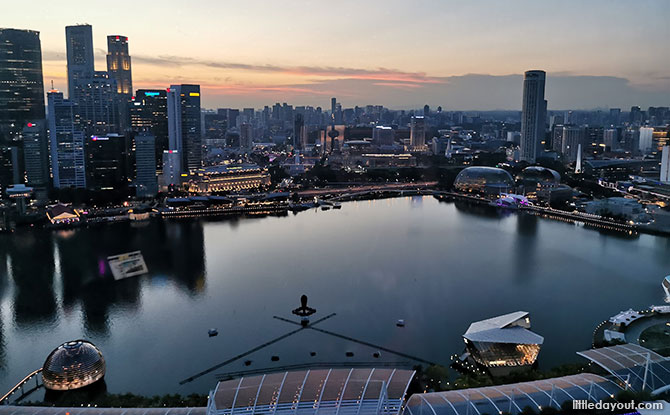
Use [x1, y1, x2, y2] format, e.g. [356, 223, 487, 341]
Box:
[0, 220, 207, 339]
[7, 230, 57, 328]
[147, 221, 206, 295]
[55, 228, 142, 336]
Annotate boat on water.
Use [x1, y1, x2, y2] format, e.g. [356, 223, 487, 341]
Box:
[663, 276, 670, 299]
[320, 206, 331, 211]
[332, 203, 342, 209]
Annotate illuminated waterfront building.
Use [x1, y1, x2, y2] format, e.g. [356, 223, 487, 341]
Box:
[520, 70, 547, 163]
[85, 134, 130, 191]
[462, 311, 544, 376]
[185, 164, 270, 193]
[167, 84, 201, 175]
[42, 340, 105, 390]
[131, 89, 168, 172]
[46, 203, 81, 225]
[454, 166, 515, 195]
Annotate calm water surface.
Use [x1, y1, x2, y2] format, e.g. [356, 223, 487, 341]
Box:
[0, 196, 668, 396]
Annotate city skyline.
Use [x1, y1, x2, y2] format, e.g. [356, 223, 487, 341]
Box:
[3, 0, 669, 109]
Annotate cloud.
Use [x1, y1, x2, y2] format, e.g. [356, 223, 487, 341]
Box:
[188, 75, 670, 110]
[131, 54, 444, 84]
[40, 49, 670, 109]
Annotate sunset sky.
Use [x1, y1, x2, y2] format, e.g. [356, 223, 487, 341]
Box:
[5, 0, 669, 110]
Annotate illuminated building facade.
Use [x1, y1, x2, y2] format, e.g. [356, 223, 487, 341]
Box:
[107, 35, 132, 131]
[185, 164, 270, 193]
[42, 340, 105, 390]
[22, 121, 49, 193]
[106, 35, 132, 95]
[46, 203, 81, 225]
[167, 84, 201, 175]
[74, 71, 119, 137]
[131, 89, 168, 172]
[0, 29, 45, 193]
[0, 28, 45, 141]
[454, 166, 515, 195]
[48, 91, 86, 188]
[409, 115, 425, 149]
[463, 311, 544, 376]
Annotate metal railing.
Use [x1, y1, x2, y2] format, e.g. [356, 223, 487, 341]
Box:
[0, 368, 43, 405]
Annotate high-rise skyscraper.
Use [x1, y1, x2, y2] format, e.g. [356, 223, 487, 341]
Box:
[561, 125, 584, 162]
[85, 133, 129, 191]
[135, 133, 158, 197]
[48, 91, 86, 188]
[65, 24, 94, 100]
[75, 71, 119, 137]
[410, 116, 426, 148]
[520, 70, 547, 163]
[639, 127, 654, 154]
[661, 146, 670, 184]
[240, 123, 253, 149]
[0, 28, 45, 141]
[131, 89, 168, 173]
[293, 113, 305, 150]
[0, 28, 46, 194]
[106, 35, 132, 96]
[167, 84, 201, 176]
[22, 121, 49, 192]
[107, 35, 132, 132]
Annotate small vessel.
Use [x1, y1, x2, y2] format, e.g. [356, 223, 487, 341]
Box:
[321, 205, 331, 211]
[208, 328, 218, 337]
[332, 203, 342, 209]
[396, 319, 405, 327]
[663, 276, 670, 300]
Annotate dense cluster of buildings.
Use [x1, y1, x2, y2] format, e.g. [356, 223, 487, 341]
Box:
[1, 26, 669, 229]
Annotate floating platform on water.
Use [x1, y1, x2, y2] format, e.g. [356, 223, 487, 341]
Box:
[108, 251, 148, 281]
